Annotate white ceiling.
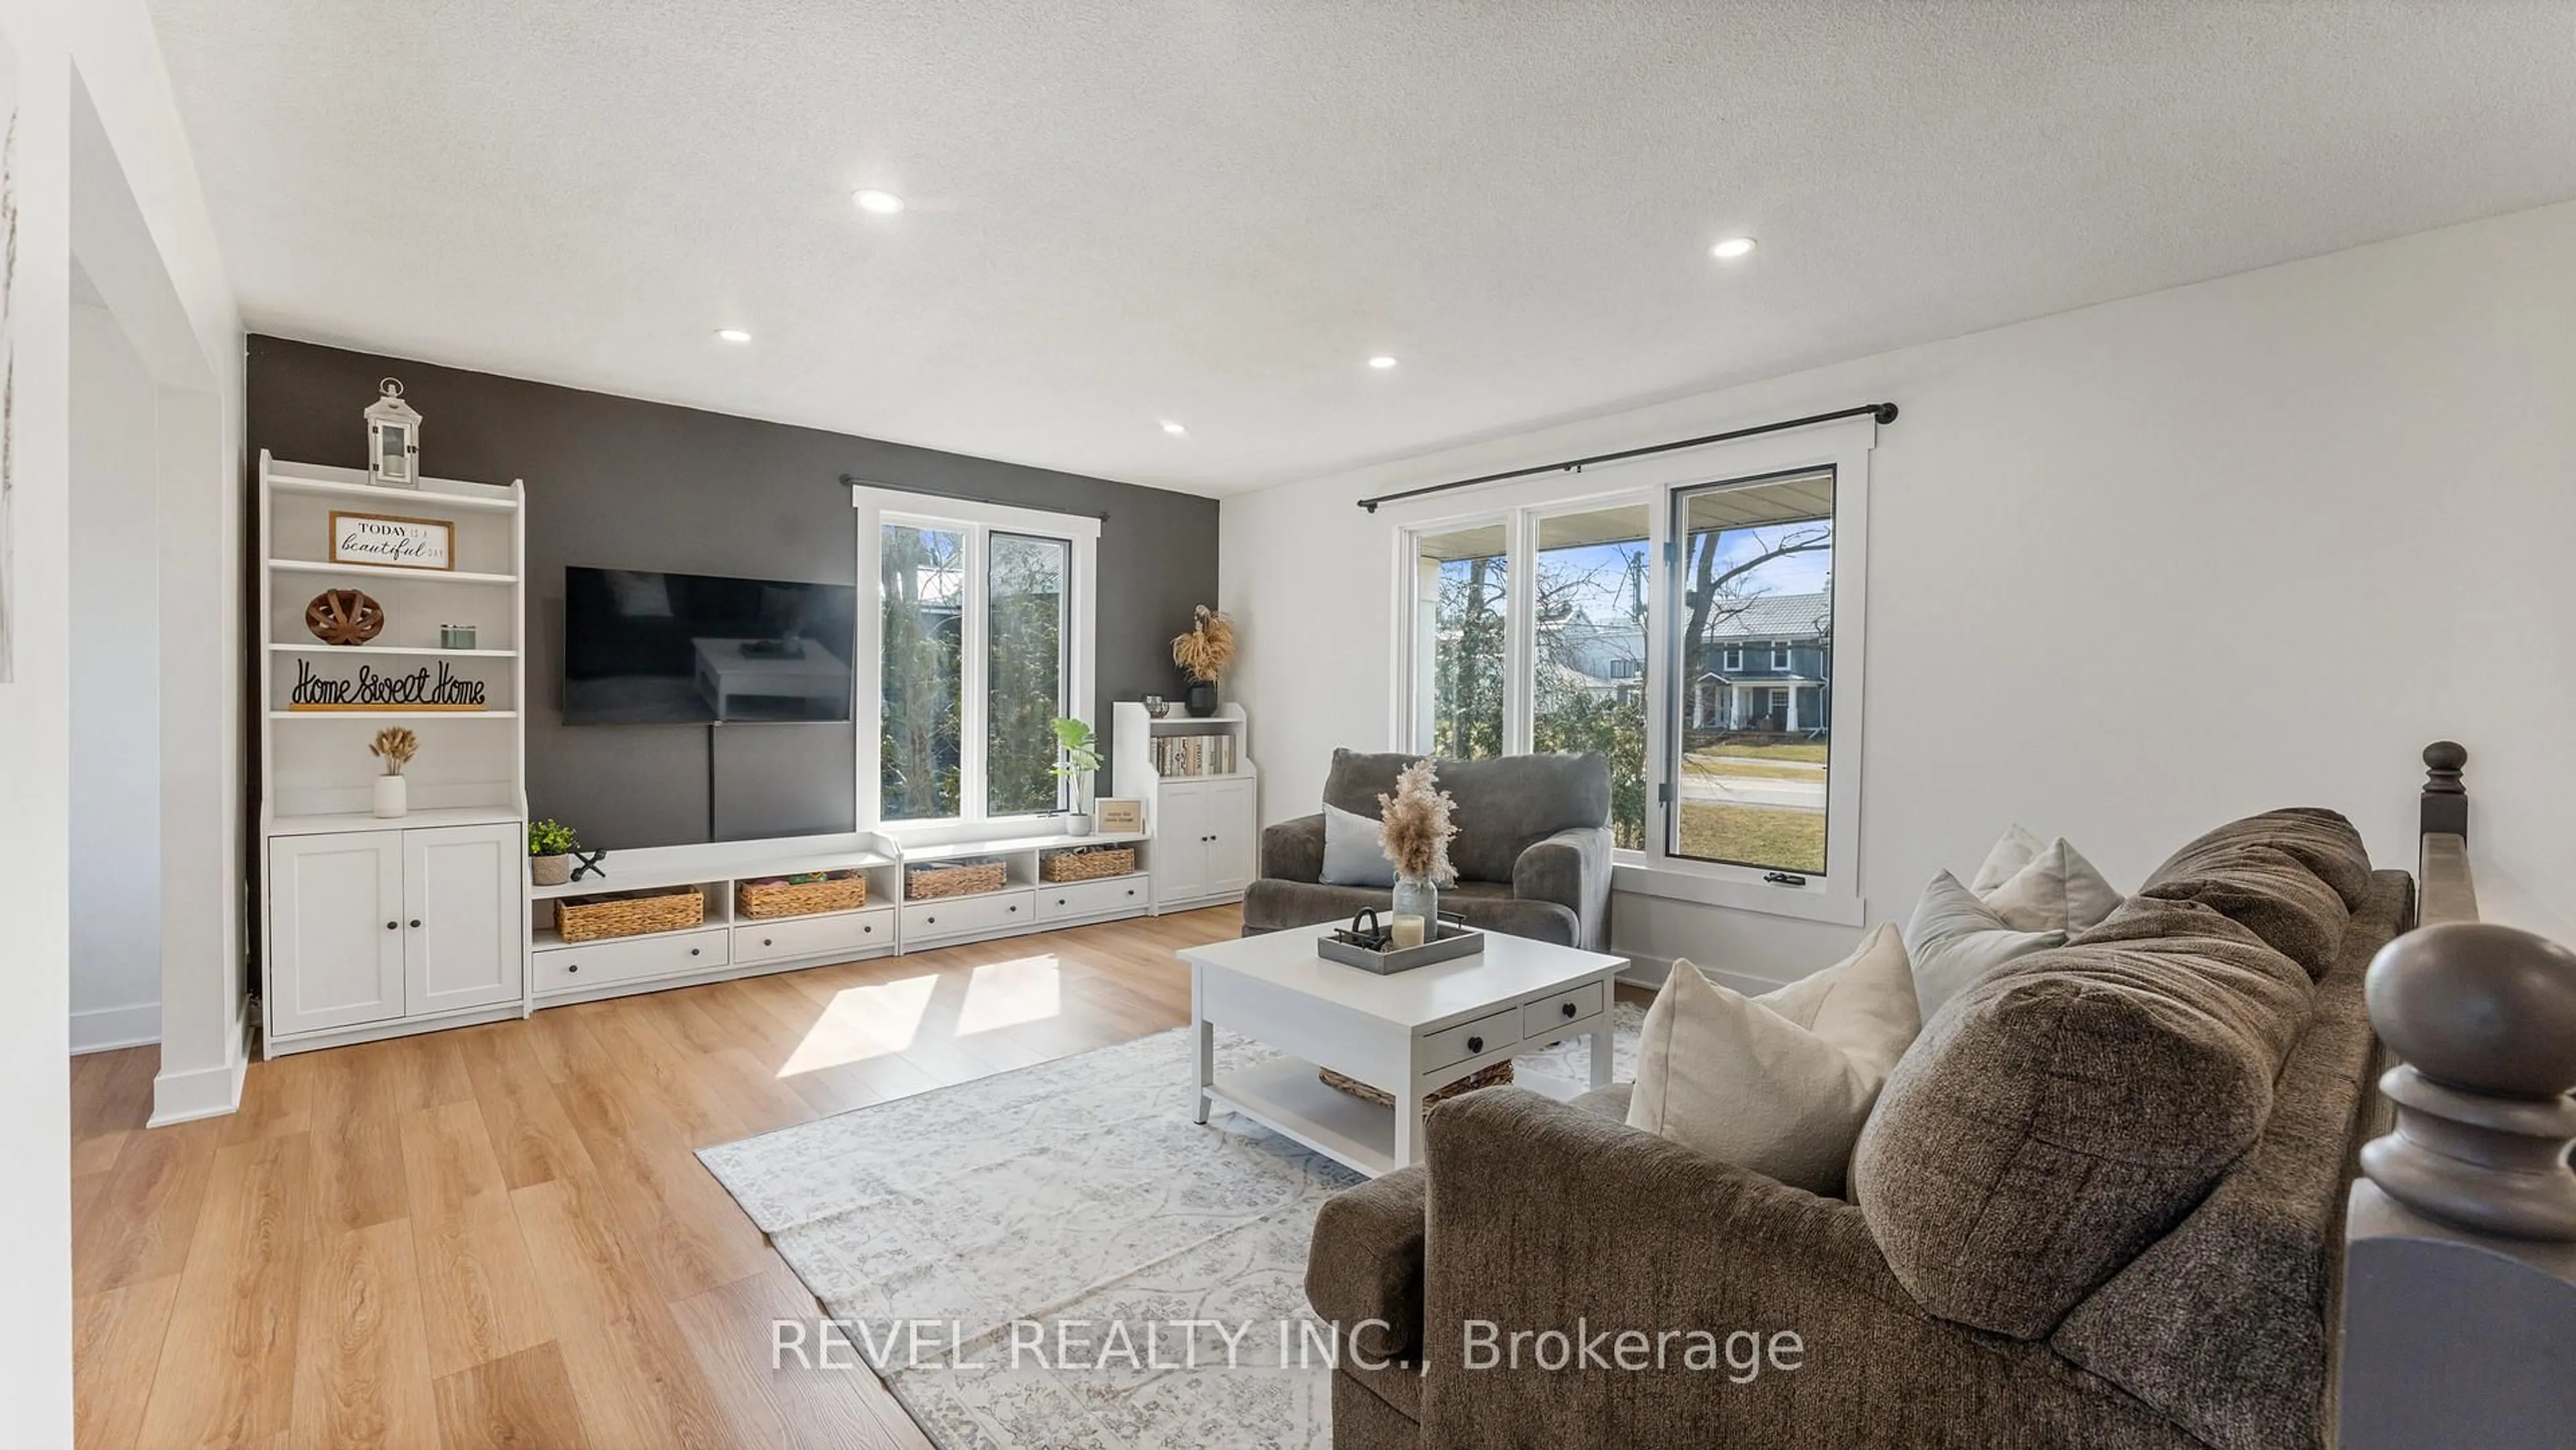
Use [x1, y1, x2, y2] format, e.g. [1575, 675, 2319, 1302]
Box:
[148, 1, 2576, 498]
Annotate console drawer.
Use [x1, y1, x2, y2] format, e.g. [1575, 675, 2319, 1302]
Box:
[734, 907, 894, 966]
[533, 927, 728, 995]
[903, 889, 1035, 942]
[1035, 875, 1148, 922]
[1416, 1005, 1523, 1074]
[1521, 981, 1607, 1044]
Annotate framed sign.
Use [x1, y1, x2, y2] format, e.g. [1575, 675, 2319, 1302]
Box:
[331, 511, 454, 571]
[1097, 797, 1144, 834]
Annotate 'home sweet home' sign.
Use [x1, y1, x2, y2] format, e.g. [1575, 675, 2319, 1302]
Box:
[289, 659, 489, 710]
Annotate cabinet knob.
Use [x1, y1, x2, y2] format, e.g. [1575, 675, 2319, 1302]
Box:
[863, 924, 873, 934]
[926, 916, 936, 925]
[567, 964, 580, 973]
[1562, 1001, 1578, 1019]
[386, 920, 398, 931]
[1008, 905, 1018, 913]
[1467, 1036, 1485, 1053]
[690, 948, 701, 956]
[1057, 898, 1067, 906]
[409, 919, 422, 929]
[763, 938, 773, 947]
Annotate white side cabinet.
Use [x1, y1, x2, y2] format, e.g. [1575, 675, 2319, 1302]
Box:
[1154, 776, 1259, 909]
[268, 822, 525, 1044]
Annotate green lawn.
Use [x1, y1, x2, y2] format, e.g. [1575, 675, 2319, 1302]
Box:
[1681, 756, 1824, 782]
[1675, 802, 1825, 875]
[1690, 739, 1827, 764]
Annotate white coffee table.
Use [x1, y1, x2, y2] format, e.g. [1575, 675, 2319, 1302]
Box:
[1179, 925, 1627, 1177]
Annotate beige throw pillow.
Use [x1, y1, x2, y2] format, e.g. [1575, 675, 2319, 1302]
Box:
[1970, 823, 2049, 895]
[1981, 836, 2122, 934]
[1902, 871, 2066, 1018]
[1626, 924, 1922, 1196]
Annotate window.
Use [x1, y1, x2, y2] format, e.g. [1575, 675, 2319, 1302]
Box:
[1412, 522, 1508, 759]
[855, 488, 1098, 830]
[1668, 469, 1835, 876]
[1391, 414, 1873, 922]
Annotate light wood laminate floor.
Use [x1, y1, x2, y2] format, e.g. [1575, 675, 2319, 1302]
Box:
[69, 905, 1242, 1450]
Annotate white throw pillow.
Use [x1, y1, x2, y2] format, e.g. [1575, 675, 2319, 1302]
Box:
[1318, 802, 1395, 887]
[1979, 836, 2122, 934]
[1902, 871, 2066, 1019]
[1626, 924, 1921, 1196]
[1970, 823, 2048, 895]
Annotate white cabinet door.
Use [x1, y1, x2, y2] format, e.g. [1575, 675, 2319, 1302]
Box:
[1157, 782, 1210, 902]
[268, 830, 407, 1036]
[405, 824, 523, 1017]
[1205, 777, 1259, 897]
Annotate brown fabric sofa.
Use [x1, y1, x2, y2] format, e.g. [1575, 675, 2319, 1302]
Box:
[1242, 749, 1615, 949]
[1307, 809, 2404, 1450]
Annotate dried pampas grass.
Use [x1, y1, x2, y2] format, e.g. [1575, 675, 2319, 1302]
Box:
[1171, 604, 1236, 682]
[1377, 757, 1458, 885]
[370, 726, 419, 776]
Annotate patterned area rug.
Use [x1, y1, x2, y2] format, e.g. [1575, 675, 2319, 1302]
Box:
[698, 1004, 1644, 1450]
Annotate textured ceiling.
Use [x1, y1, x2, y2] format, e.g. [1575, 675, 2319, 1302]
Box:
[147, 1, 2576, 496]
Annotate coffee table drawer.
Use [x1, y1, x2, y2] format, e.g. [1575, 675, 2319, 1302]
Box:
[735, 908, 893, 966]
[534, 927, 728, 995]
[1523, 981, 1607, 1042]
[1417, 1005, 1523, 1074]
[1036, 875, 1147, 921]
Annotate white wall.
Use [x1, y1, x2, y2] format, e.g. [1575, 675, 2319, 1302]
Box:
[0, 0, 239, 1435]
[70, 296, 162, 1051]
[1223, 199, 2576, 984]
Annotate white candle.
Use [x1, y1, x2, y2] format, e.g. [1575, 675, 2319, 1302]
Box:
[1391, 915, 1427, 948]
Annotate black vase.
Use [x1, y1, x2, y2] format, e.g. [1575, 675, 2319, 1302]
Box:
[1184, 678, 1219, 717]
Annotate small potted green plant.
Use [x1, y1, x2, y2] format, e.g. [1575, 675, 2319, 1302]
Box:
[529, 818, 580, 887]
[1051, 717, 1104, 835]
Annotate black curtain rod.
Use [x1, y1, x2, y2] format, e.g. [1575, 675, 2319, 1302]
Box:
[1354, 402, 1898, 512]
[839, 473, 1111, 522]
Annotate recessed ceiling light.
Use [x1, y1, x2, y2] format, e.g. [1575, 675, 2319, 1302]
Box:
[1161, 421, 1188, 437]
[1367, 355, 1399, 370]
[1711, 236, 1758, 260]
[853, 189, 906, 215]
[714, 327, 752, 343]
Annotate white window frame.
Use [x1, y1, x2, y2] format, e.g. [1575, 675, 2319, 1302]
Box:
[1385, 414, 1874, 924]
[1770, 640, 1792, 670]
[1721, 645, 1743, 672]
[853, 486, 1099, 838]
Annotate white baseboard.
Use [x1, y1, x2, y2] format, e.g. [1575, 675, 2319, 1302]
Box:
[1614, 952, 1790, 998]
[69, 1001, 160, 1055]
[147, 1004, 250, 1127]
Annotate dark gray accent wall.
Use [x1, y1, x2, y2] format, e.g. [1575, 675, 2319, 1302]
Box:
[247, 336, 1218, 849]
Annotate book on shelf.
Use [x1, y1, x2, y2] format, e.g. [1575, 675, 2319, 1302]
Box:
[1149, 733, 1237, 777]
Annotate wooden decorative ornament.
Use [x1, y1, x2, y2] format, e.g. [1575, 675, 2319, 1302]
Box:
[305, 588, 386, 646]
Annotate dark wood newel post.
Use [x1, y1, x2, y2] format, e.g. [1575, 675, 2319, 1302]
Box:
[2339, 748, 2576, 1445]
[2420, 740, 2468, 839]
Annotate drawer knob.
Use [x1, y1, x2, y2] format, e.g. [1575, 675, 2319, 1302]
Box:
[1008, 905, 1018, 913]
[386, 920, 398, 931]
[1562, 1001, 1578, 1019]
[926, 916, 936, 925]
[763, 938, 774, 947]
[410, 919, 422, 929]
[1467, 1035, 1484, 1053]
[690, 948, 701, 956]
[863, 924, 873, 934]
[567, 964, 580, 973]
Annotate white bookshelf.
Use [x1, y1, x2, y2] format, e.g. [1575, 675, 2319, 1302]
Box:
[258, 452, 531, 1056]
[1112, 702, 1259, 910]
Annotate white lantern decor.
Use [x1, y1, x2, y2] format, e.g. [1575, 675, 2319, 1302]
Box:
[363, 377, 423, 488]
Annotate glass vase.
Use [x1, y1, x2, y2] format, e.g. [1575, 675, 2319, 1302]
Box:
[1390, 875, 1438, 948]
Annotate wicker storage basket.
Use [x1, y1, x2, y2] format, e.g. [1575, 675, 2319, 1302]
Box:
[1040, 846, 1137, 883]
[555, 887, 705, 943]
[737, 871, 867, 919]
[905, 858, 1009, 900]
[1320, 1060, 1513, 1113]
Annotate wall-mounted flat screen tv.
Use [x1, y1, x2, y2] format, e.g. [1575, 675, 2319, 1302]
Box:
[563, 567, 857, 725]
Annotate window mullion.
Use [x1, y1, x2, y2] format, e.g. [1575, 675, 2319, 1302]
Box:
[1502, 508, 1536, 756]
[960, 524, 989, 824]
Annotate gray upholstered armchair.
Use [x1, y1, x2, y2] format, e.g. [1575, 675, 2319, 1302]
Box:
[1240, 749, 1613, 949]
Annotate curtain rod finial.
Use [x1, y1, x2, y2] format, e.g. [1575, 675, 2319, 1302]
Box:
[1873, 403, 1899, 425]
